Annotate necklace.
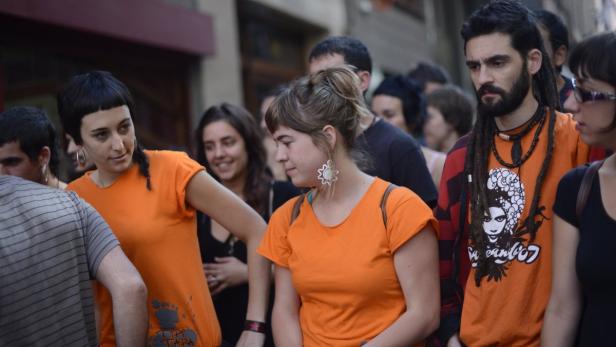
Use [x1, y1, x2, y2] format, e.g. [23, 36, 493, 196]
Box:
[491, 106, 546, 168]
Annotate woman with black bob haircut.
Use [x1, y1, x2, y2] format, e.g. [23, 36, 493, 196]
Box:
[195, 103, 298, 346]
[542, 31, 616, 346]
[57, 71, 271, 347]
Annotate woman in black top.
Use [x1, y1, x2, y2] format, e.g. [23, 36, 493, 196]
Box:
[195, 103, 299, 346]
[542, 32, 616, 346]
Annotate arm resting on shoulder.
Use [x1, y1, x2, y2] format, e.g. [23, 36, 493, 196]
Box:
[186, 171, 271, 344]
[366, 226, 440, 346]
[541, 215, 582, 347]
[272, 266, 303, 346]
[96, 246, 148, 347]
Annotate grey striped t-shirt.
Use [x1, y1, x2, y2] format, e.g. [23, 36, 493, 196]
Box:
[0, 175, 119, 346]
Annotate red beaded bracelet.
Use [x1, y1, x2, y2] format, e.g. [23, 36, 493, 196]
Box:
[244, 320, 266, 334]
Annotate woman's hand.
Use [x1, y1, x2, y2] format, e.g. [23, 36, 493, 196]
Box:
[204, 257, 248, 295]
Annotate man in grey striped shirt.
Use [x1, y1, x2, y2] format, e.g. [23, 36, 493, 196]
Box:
[0, 175, 148, 346]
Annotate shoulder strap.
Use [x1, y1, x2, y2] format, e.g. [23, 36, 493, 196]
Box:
[380, 183, 398, 228]
[576, 160, 604, 220]
[289, 194, 306, 225]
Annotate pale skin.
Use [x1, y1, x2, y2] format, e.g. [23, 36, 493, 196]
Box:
[448, 32, 544, 347]
[271, 124, 440, 345]
[95, 246, 148, 347]
[79, 106, 270, 346]
[541, 75, 616, 346]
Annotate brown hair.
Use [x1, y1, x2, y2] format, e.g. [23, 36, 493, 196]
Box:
[265, 66, 371, 160]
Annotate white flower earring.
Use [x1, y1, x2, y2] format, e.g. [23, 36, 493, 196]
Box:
[317, 159, 339, 186]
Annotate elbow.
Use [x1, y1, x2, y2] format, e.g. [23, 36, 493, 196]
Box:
[117, 276, 148, 303]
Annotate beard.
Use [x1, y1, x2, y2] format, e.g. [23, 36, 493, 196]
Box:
[475, 66, 531, 119]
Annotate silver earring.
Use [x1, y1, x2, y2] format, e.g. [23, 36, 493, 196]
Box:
[76, 148, 87, 166]
[317, 159, 339, 186]
[42, 164, 49, 184]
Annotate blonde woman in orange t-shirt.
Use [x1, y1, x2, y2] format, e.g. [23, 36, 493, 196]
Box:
[57, 71, 270, 347]
[257, 66, 440, 346]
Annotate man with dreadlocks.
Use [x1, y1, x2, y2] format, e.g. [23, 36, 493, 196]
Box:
[435, 1, 590, 346]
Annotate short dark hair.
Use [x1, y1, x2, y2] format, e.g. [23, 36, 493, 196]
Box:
[57, 71, 135, 145]
[57, 70, 151, 189]
[408, 62, 450, 90]
[0, 106, 61, 176]
[461, 0, 559, 109]
[534, 10, 569, 51]
[309, 36, 372, 74]
[569, 31, 616, 131]
[426, 85, 474, 136]
[373, 75, 425, 135]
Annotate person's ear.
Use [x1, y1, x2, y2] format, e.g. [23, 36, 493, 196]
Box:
[322, 125, 337, 149]
[38, 146, 51, 167]
[357, 70, 371, 93]
[527, 48, 543, 75]
[553, 45, 568, 69]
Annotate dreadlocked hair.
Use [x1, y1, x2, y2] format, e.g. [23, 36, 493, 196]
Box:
[461, 0, 560, 286]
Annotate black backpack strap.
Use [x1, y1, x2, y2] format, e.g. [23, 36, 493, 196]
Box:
[380, 183, 398, 229]
[576, 160, 604, 220]
[289, 194, 306, 225]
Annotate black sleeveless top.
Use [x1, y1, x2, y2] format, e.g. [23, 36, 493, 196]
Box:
[197, 181, 299, 346]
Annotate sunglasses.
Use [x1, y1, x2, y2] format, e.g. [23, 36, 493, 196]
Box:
[572, 79, 616, 103]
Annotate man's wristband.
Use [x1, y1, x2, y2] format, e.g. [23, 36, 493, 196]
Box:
[244, 320, 267, 334]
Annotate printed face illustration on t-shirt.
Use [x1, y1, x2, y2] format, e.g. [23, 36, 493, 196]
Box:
[468, 168, 542, 281]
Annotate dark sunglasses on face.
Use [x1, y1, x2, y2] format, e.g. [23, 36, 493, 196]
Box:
[572, 79, 616, 103]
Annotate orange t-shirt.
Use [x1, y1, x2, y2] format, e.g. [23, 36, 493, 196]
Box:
[460, 111, 589, 346]
[258, 178, 437, 347]
[68, 150, 221, 347]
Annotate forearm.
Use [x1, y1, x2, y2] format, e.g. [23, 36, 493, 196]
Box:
[365, 307, 439, 347]
[272, 305, 302, 346]
[111, 280, 148, 347]
[245, 232, 271, 321]
[541, 298, 581, 347]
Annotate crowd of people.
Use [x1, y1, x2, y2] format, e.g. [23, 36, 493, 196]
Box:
[1, 0, 615, 346]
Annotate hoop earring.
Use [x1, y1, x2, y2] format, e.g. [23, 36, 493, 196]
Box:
[42, 164, 49, 185]
[317, 159, 339, 187]
[76, 148, 87, 166]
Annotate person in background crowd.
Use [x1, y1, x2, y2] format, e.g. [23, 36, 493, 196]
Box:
[424, 85, 474, 153]
[195, 103, 299, 346]
[260, 85, 288, 181]
[309, 36, 437, 208]
[0, 106, 66, 189]
[408, 61, 451, 94]
[535, 9, 613, 161]
[542, 31, 616, 347]
[57, 70, 270, 347]
[372, 74, 446, 188]
[436, 1, 590, 346]
[534, 9, 574, 108]
[65, 133, 95, 175]
[0, 175, 147, 346]
[259, 66, 439, 346]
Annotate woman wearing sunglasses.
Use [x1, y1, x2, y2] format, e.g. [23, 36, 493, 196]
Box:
[542, 32, 616, 347]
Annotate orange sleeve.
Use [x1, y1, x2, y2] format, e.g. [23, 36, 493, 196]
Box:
[386, 187, 438, 253]
[257, 198, 296, 267]
[171, 151, 205, 218]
